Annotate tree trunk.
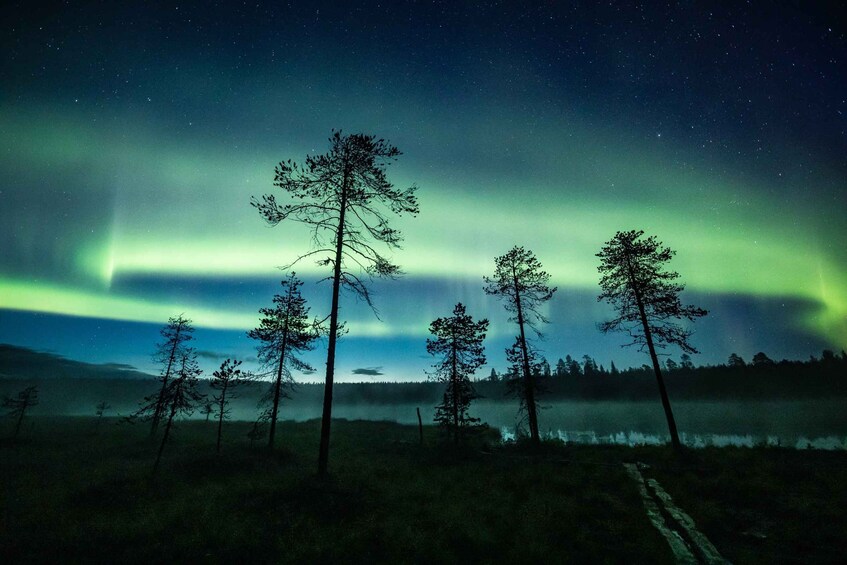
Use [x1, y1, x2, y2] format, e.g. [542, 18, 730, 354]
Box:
[216, 385, 227, 454]
[318, 166, 349, 477]
[451, 336, 459, 444]
[627, 262, 682, 451]
[154, 395, 178, 475]
[416, 407, 423, 445]
[13, 405, 26, 439]
[151, 325, 182, 437]
[268, 331, 289, 450]
[513, 274, 540, 445]
[641, 313, 682, 451]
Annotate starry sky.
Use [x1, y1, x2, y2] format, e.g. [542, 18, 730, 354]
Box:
[1, 1, 845, 381]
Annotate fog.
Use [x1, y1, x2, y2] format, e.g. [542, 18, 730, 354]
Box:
[3, 375, 845, 450]
[333, 399, 847, 450]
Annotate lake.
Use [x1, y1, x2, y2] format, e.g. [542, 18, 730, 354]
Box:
[273, 398, 847, 450]
[9, 375, 844, 450]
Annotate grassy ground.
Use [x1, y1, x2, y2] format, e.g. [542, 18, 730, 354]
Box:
[639, 445, 847, 563]
[1, 417, 845, 563]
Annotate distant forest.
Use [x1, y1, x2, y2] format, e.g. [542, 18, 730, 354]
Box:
[1, 345, 845, 418]
[349, 348, 847, 402]
[476, 348, 847, 401]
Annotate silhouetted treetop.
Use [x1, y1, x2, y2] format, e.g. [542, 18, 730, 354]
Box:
[752, 352, 774, 366]
[596, 230, 707, 354]
[3, 385, 39, 439]
[483, 246, 557, 337]
[251, 131, 419, 307]
[248, 274, 319, 370]
[211, 358, 245, 453]
[728, 353, 746, 367]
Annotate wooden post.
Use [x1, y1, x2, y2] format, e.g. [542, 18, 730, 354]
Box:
[416, 407, 424, 445]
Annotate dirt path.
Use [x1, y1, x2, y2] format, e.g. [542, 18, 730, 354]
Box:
[624, 463, 728, 564]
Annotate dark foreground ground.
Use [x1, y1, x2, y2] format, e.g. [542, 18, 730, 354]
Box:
[2, 417, 845, 563]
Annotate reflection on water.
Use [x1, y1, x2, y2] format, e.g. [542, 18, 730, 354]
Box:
[149, 397, 846, 451]
[498, 427, 847, 450]
[223, 398, 846, 450]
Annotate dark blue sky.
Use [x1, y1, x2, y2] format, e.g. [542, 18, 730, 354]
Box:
[1, 1, 845, 379]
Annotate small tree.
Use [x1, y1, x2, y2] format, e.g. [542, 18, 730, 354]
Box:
[554, 358, 567, 378]
[200, 402, 214, 422]
[94, 400, 111, 431]
[582, 355, 598, 377]
[540, 358, 551, 378]
[95, 400, 110, 419]
[210, 358, 245, 453]
[3, 385, 38, 439]
[565, 354, 582, 377]
[153, 349, 204, 475]
[484, 246, 557, 445]
[148, 315, 194, 437]
[752, 352, 774, 366]
[596, 230, 707, 451]
[252, 131, 419, 476]
[728, 353, 746, 368]
[679, 353, 694, 370]
[247, 420, 266, 449]
[247, 274, 319, 450]
[426, 303, 489, 443]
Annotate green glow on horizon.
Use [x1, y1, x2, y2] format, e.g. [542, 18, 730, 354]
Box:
[0, 278, 432, 337]
[0, 279, 255, 329]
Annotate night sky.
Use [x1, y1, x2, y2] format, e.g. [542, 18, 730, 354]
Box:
[1, 2, 845, 381]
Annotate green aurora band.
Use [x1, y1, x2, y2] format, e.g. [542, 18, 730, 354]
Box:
[1, 107, 844, 347]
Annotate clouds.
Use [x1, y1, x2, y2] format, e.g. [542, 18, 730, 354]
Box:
[351, 367, 384, 377]
[0, 344, 150, 380]
[196, 350, 258, 365]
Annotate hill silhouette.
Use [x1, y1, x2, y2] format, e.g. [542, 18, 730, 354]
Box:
[0, 344, 152, 381]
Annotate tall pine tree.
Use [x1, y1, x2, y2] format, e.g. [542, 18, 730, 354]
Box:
[484, 246, 556, 445]
[252, 132, 419, 476]
[247, 273, 319, 450]
[210, 358, 246, 453]
[153, 348, 204, 474]
[149, 315, 194, 436]
[426, 303, 488, 443]
[597, 230, 707, 451]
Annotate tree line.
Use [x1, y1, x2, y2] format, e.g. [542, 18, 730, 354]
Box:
[483, 348, 847, 382]
[4, 347, 844, 445]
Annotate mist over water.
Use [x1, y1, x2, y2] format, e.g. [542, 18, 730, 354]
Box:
[4, 373, 844, 450]
[500, 427, 847, 451]
[233, 398, 846, 450]
[470, 400, 847, 450]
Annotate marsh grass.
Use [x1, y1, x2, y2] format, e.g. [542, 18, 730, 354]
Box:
[640, 445, 847, 564]
[2, 417, 844, 563]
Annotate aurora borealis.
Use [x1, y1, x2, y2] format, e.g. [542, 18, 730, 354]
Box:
[1, 2, 845, 380]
